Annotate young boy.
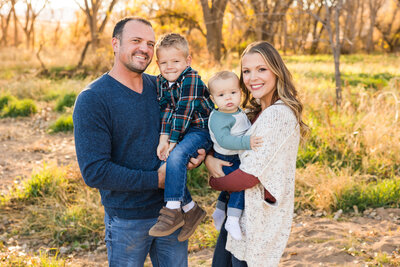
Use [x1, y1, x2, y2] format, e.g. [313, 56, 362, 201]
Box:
[207, 71, 263, 240]
[149, 33, 214, 242]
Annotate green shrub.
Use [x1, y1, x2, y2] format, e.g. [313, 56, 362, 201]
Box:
[342, 72, 394, 90]
[8, 164, 67, 204]
[48, 114, 73, 133]
[336, 178, 400, 212]
[1, 98, 37, 117]
[42, 91, 61, 102]
[54, 92, 77, 112]
[0, 94, 16, 110]
[187, 164, 211, 196]
[296, 129, 363, 171]
[1, 165, 104, 247]
[303, 71, 395, 89]
[0, 247, 65, 266]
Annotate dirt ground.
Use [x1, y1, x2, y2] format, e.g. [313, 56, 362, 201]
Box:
[1, 113, 399, 266]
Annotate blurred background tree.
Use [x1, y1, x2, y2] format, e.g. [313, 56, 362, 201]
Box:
[1, 0, 400, 105]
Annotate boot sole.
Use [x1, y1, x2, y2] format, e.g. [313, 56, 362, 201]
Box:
[177, 210, 206, 242]
[149, 220, 185, 237]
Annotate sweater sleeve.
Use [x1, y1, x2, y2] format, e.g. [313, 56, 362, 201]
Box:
[239, 105, 299, 205]
[209, 112, 251, 150]
[209, 169, 276, 203]
[73, 90, 159, 191]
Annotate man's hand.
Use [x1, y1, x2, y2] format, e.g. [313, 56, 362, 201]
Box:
[187, 148, 206, 170]
[250, 135, 263, 151]
[157, 163, 166, 189]
[204, 154, 232, 178]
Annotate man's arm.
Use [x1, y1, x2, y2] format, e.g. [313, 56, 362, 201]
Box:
[73, 90, 160, 191]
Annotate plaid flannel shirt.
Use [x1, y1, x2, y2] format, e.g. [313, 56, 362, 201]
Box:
[157, 67, 214, 143]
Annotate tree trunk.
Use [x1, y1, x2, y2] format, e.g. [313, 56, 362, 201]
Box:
[366, 0, 384, 53]
[322, 0, 342, 107]
[199, 0, 228, 62]
[366, 0, 376, 53]
[75, 0, 118, 68]
[0, 8, 12, 46]
[310, 25, 324, 54]
[77, 41, 91, 69]
[282, 17, 288, 54]
[333, 0, 342, 106]
[309, 4, 323, 55]
[376, 4, 400, 52]
[252, 0, 293, 45]
[89, 0, 99, 50]
[11, 0, 18, 46]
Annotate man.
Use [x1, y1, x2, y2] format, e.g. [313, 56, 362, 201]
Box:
[73, 17, 205, 267]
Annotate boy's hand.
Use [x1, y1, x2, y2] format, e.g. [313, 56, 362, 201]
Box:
[157, 141, 169, 161]
[250, 135, 263, 151]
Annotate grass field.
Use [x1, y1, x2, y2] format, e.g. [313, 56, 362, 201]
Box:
[0, 49, 399, 265]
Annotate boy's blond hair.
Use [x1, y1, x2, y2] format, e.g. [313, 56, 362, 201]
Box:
[208, 71, 240, 94]
[156, 33, 189, 57]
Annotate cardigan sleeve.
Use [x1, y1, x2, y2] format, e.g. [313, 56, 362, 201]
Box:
[239, 105, 299, 206]
[209, 169, 276, 203]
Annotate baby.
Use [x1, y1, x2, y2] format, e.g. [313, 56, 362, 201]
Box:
[208, 71, 263, 240]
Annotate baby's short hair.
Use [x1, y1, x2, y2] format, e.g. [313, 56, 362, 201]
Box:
[208, 71, 240, 94]
[156, 33, 189, 57]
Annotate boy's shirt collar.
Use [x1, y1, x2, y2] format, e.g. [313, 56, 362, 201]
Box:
[158, 66, 193, 87]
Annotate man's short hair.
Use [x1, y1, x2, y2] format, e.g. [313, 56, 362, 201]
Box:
[208, 71, 240, 94]
[155, 33, 189, 57]
[112, 17, 152, 40]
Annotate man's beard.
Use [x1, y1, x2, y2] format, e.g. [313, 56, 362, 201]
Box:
[123, 61, 148, 74]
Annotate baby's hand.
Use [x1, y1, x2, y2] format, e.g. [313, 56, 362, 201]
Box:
[250, 135, 263, 151]
[157, 141, 169, 161]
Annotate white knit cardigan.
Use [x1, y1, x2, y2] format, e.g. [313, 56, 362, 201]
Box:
[226, 101, 300, 267]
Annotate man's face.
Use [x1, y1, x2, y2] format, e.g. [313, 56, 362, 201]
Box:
[114, 20, 156, 73]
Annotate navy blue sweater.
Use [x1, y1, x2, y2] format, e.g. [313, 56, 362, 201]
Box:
[73, 73, 164, 219]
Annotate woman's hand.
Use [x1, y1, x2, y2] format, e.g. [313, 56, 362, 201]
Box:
[205, 154, 232, 178]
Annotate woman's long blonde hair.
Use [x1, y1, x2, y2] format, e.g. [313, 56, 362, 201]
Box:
[240, 41, 309, 139]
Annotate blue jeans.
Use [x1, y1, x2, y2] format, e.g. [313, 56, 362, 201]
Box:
[212, 218, 248, 267]
[104, 212, 188, 267]
[214, 152, 244, 217]
[164, 127, 212, 202]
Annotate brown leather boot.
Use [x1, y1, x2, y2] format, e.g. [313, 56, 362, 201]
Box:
[178, 203, 206, 242]
[149, 207, 184, 237]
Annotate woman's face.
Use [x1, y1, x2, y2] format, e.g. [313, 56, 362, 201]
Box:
[241, 52, 277, 109]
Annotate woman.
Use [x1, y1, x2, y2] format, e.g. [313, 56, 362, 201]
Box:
[206, 41, 308, 267]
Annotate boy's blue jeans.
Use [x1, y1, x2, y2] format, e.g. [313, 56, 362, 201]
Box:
[104, 212, 188, 267]
[164, 127, 212, 203]
[214, 152, 244, 217]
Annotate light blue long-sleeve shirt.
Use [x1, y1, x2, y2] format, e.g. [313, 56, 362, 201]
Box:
[208, 109, 252, 155]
